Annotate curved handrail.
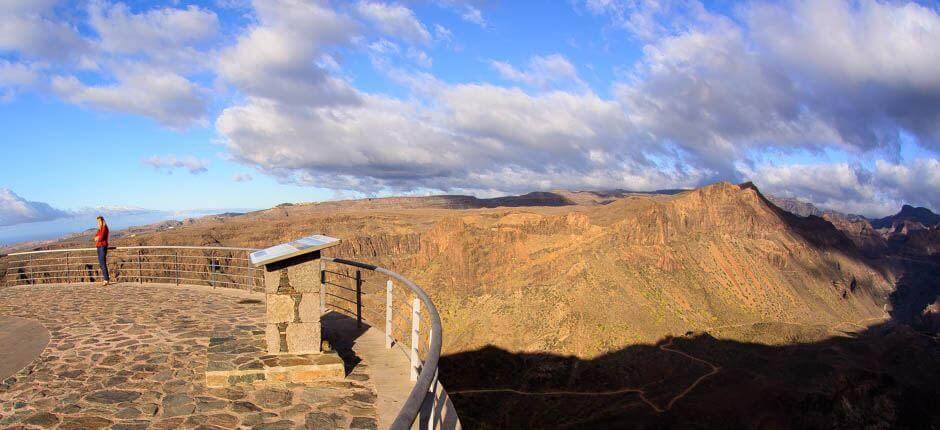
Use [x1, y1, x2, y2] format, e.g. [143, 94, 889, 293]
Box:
[326, 257, 444, 430]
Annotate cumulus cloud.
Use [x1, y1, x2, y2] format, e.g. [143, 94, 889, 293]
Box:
[0, 1, 90, 63]
[212, 0, 940, 214]
[51, 67, 208, 129]
[217, 0, 359, 107]
[1, 1, 218, 125]
[233, 173, 254, 182]
[88, 1, 220, 70]
[142, 155, 209, 174]
[745, 157, 940, 217]
[356, 1, 431, 44]
[4, 0, 940, 215]
[0, 189, 69, 226]
[873, 158, 940, 211]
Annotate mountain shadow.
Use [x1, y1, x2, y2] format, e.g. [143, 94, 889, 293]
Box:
[439, 322, 939, 429]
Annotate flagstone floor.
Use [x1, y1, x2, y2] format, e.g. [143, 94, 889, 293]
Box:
[0, 283, 378, 430]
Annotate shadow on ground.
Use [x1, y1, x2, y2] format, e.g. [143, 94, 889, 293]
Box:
[321, 311, 371, 376]
[440, 322, 940, 429]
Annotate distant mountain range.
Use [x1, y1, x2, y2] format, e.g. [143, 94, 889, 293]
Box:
[766, 195, 940, 230]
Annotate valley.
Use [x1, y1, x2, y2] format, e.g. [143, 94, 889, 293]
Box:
[4, 182, 939, 428]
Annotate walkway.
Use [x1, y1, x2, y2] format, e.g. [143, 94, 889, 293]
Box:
[0, 283, 381, 429]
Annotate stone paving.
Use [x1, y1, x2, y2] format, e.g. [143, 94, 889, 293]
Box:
[0, 283, 379, 430]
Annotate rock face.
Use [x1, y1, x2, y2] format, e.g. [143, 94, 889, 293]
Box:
[766, 195, 824, 217]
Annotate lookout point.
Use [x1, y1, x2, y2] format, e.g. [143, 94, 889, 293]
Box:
[0, 236, 461, 429]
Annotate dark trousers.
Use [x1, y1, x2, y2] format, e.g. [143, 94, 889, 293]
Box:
[97, 246, 110, 281]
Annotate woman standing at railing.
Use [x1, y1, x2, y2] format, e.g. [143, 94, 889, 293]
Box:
[94, 216, 111, 285]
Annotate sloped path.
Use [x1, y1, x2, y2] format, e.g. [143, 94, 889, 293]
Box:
[0, 317, 49, 381]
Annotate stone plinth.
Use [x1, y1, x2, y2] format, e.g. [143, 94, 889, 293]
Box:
[262, 250, 324, 355]
[205, 332, 344, 387]
[204, 248, 346, 388]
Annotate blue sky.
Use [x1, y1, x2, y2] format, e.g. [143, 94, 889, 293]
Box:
[2, 0, 940, 228]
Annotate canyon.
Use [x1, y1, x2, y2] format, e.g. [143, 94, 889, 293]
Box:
[4, 182, 938, 428]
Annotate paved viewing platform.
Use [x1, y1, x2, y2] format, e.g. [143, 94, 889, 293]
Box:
[0, 283, 384, 429]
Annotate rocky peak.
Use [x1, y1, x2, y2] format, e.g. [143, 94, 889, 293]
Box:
[871, 204, 940, 229]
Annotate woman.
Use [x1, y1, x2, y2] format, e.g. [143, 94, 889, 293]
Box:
[94, 216, 110, 285]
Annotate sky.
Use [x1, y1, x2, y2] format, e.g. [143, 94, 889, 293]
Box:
[2, 0, 940, 230]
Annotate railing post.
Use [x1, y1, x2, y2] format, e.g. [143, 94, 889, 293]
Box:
[27, 254, 32, 285]
[175, 250, 180, 285]
[355, 270, 362, 329]
[319, 260, 326, 316]
[428, 369, 439, 430]
[137, 249, 142, 284]
[386, 280, 393, 349]
[65, 251, 70, 284]
[411, 297, 421, 381]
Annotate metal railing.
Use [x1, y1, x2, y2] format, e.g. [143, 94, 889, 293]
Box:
[0, 246, 263, 290]
[0, 247, 452, 430]
[319, 257, 449, 430]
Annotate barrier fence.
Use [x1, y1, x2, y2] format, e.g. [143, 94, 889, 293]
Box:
[0, 246, 262, 290]
[0, 246, 451, 430]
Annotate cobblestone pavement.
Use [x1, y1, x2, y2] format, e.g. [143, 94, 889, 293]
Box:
[0, 284, 379, 430]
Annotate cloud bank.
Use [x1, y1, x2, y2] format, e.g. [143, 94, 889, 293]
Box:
[2, 0, 940, 216]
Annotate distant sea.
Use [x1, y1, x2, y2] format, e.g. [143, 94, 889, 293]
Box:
[0, 209, 253, 246]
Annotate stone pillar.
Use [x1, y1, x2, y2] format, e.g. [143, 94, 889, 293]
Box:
[262, 250, 323, 355]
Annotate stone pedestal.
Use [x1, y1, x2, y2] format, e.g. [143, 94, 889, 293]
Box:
[205, 249, 345, 387]
[262, 250, 324, 355]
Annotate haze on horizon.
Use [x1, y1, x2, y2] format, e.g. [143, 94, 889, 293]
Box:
[2, 0, 940, 229]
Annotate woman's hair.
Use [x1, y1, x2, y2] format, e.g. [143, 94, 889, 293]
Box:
[97, 216, 105, 223]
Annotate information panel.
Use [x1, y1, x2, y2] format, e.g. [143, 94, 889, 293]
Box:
[249, 234, 341, 267]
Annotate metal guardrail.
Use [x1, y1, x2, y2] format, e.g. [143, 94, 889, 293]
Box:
[1, 246, 262, 290]
[0, 246, 450, 430]
[323, 257, 446, 430]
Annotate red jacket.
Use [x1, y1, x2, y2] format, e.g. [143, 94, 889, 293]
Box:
[95, 225, 109, 248]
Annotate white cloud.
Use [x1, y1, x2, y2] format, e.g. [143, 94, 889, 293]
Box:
[460, 5, 486, 27]
[356, 1, 431, 44]
[873, 158, 940, 210]
[745, 158, 940, 217]
[433, 24, 453, 43]
[51, 67, 208, 129]
[217, 0, 359, 107]
[407, 47, 432, 68]
[746, 0, 940, 151]
[0, 189, 69, 226]
[88, 1, 220, 70]
[233, 173, 254, 182]
[0, 60, 38, 101]
[142, 155, 209, 174]
[490, 54, 585, 90]
[0, 7, 90, 63]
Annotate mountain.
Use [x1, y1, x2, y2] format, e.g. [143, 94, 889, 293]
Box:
[39, 182, 893, 350]
[765, 195, 824, 217]
[871, 204, 940, 230]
